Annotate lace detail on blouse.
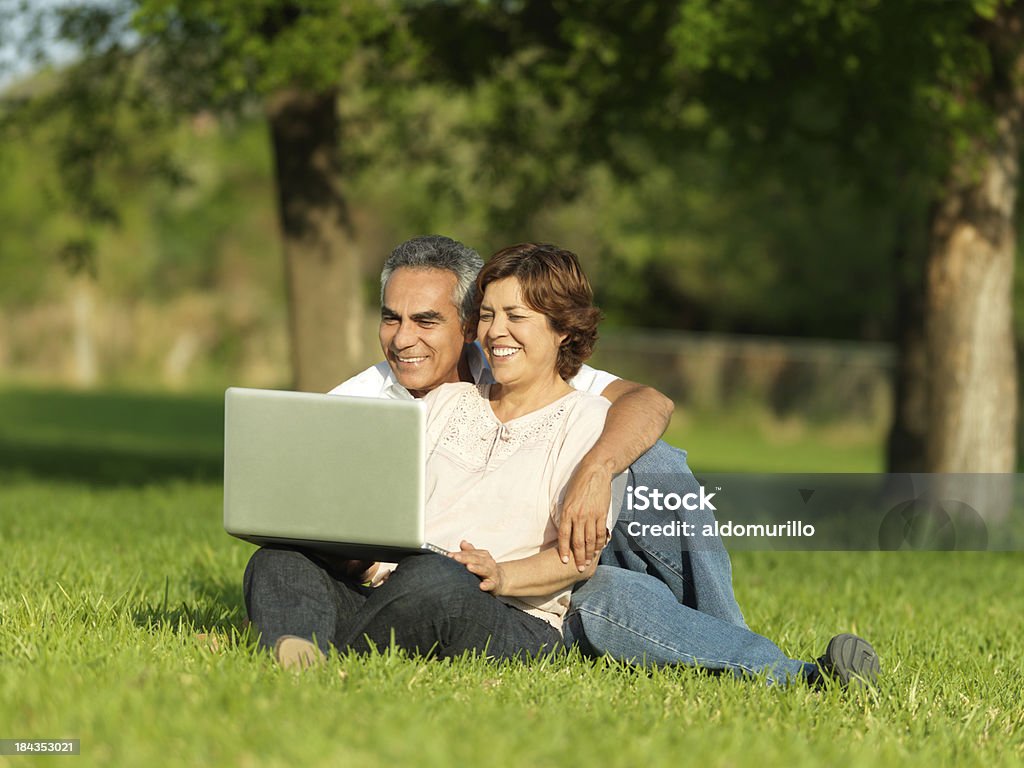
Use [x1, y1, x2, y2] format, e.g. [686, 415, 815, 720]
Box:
[437, 384, 580, 469]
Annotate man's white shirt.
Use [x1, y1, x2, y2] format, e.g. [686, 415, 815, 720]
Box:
[327, 342, 618, 399]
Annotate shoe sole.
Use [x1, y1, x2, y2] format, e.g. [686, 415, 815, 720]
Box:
[274, 636, 326, 671]
[823, 633, 880, 688]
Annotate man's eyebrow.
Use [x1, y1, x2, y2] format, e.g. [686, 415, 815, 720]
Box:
[381, 306, 399, 318]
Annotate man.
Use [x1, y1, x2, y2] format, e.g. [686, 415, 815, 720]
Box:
[254, 235, 879, 686]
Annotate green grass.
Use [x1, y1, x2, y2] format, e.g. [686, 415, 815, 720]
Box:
[0, 387, 1020, 767]
[0, 387, 224, 485]
[663, 405, 885, 473]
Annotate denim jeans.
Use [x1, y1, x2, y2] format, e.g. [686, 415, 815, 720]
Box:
[598, 440, 746, 626]
[244, 548, 561, 661]
[563, 567, 814, 683]
[569, 441, 813, 683]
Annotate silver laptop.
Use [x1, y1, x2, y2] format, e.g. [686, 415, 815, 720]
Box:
[223, 387, 446, 561]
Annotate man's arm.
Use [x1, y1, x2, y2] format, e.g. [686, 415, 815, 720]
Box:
[450, 541, 597, 596]
[558, 379, 674, 569]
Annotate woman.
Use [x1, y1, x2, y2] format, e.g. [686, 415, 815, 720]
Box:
[245, 243, 619, 666]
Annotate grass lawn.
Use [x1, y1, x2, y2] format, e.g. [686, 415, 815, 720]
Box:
[0, 387, 1021, 767]
[663, 405, 885, 473]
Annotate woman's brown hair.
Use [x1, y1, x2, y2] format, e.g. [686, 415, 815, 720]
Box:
[476, 243, 602, 380]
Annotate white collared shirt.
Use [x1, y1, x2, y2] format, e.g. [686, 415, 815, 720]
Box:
[327, 341, 618, 399]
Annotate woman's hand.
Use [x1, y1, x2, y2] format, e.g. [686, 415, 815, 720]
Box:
[450, 540, 506, 594]
[341, 559, 380, 584]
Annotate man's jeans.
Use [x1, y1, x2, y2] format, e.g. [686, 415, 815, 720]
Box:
[565, 441, 813, 683]
[244, 548, 561, 661]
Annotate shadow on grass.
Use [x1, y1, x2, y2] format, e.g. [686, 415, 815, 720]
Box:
[0, 386, 225, 486]
[130, 572, 248, 638]
[0, 440, 223, 486]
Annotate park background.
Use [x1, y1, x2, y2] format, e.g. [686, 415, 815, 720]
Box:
[1, 2, 1023, 767]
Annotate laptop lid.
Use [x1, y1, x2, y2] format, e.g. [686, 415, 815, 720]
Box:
[223, 387, 434, 560]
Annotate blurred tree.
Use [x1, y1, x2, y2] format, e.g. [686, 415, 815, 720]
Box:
[922, 4, 1022, 474]
[1, 0, 409, 392]
[3, 0, 1019, 477]
[665, 0, 1022, 472]
[415, 0, 1021, 472]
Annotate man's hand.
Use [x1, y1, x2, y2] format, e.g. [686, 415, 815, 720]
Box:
[449, 540, 506, 593]
[556, 377, 673, 569]
[558, 462, 613, 569]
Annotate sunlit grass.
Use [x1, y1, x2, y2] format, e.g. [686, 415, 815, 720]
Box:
[0, 387, 1019, 766]
[666, 405, 884, 473]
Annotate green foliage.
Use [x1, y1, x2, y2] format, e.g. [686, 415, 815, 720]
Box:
[1, 0, 413, 279]
[544, 158, 897, 337]
[667, 0, 1010, 193]
[1, 9, 185, 275]
[0, 136, 73, 302]
[148, 120, 277, 296]
[132, 0, 412, 104]
[0, 50, 979, 343]
[0, 101, 283, 306]
[2, 0, 1023, 355]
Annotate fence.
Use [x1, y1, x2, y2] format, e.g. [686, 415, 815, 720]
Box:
[0, 290, 896, 426]
[591, 329, 895, 424]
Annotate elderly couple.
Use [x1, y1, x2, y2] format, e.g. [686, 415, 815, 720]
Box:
[244, 236, 880, 688]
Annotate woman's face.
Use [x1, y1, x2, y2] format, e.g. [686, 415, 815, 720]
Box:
[478, 277, 566, 387]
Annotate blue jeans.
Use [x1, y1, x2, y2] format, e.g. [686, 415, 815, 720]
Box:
[563, 567, 813, 683]
[244, 548, 561, 661]
[599, 441, 747, 626]
[567, 441, 813, 683]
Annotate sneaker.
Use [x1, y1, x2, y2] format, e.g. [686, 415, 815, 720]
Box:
[274, 635, 326, 671]
[813, 633, 880, 689]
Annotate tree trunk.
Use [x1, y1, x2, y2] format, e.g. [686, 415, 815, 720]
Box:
[886, 215, 928, 473]
[267, 88, 365, 393]
[70, 274, 99, 388]
[923, 14, 1023, 476]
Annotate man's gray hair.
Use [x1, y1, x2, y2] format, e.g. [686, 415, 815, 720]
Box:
[380, 235, 484, 325]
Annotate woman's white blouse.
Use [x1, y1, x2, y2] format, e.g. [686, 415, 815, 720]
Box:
[396, 381, 619, 630]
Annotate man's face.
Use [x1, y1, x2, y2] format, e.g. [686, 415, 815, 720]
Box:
[379, 267, 473, 398]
